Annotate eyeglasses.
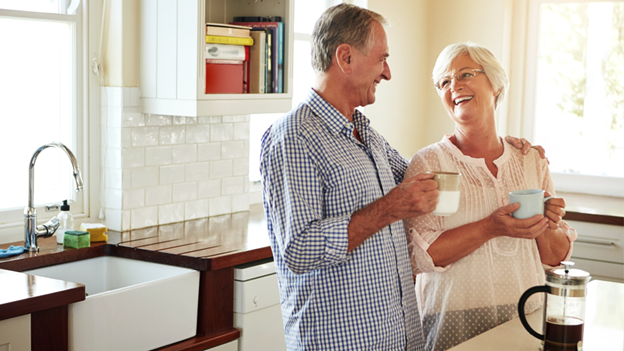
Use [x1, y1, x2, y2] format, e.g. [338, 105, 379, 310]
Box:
[435, 69, 486, 91]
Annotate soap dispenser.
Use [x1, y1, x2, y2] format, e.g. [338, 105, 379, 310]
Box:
[56, 200, 74, 245]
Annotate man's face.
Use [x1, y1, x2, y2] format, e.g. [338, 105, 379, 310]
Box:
[350, 21, 391, 108]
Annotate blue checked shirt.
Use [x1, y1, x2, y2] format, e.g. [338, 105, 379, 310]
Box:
[260, 89, 425, 350]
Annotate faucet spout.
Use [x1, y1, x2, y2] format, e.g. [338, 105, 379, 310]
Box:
[24, 142, 84, 252]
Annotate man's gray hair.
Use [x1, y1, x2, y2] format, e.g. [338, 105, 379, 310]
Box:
[311, 4, 387, 73]
[432, 42, 509, 109]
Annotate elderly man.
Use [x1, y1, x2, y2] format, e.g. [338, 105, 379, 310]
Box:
[260, 4, 536, 350]
[260, 4, 435, 350]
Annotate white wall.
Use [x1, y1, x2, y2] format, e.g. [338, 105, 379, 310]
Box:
[366, 0, 517, 157]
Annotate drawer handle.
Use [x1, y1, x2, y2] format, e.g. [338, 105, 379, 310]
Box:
[576, 239, 616, 247]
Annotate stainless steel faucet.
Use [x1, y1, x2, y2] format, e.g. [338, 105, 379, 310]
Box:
[24, 142, 84, 252]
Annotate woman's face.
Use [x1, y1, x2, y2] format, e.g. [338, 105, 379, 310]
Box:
[439, 55, 499, 125]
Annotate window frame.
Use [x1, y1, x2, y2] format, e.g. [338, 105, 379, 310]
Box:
[522, 0, 624, 197]
[0, 2, 90, 230]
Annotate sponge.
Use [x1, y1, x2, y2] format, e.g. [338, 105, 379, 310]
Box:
[63, 231, 90, 249]
[80, 223, 108, 242]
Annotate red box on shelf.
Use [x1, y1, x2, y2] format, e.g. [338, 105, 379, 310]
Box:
[205, 59, 244, 94]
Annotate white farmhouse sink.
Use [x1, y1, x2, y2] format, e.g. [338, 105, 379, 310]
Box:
[25, 256, 199, 351]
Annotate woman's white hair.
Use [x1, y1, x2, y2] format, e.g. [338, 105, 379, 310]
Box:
[432, 42, 509, 109]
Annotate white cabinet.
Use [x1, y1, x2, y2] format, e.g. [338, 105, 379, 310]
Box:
[233, 259, 286, 351]
[203, 340, 238, 351]
[0, 314, 31, 351]
[139, 0, 294, 117]
[568, 220, 624, 282]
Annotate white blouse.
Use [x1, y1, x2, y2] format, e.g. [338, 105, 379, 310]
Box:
[403, 135, 577, 351]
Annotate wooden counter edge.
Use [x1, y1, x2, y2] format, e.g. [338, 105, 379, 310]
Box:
[0, 285, 85, 321]
[153, 328, 240, 351]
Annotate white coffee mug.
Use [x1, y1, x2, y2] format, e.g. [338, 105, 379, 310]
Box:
[509, 189, 554, 219]
[431, 172, 461, 216]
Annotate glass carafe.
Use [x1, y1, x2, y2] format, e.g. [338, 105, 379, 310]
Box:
[518, 261, 591, 351]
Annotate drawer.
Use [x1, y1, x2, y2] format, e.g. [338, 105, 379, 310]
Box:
[234, 304, 286, 351]
[570, 257, 624, 282]
[234, 273, 280, 313]
[567, 220, 624, 264]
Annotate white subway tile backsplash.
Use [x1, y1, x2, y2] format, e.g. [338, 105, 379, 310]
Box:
[122, 111, 145, 127]
[123, 188, 145, 209]
[122, 148, 145, 168]
[146, 115, 172, 126]
[107, 87, 123, 107]
[145, 184, 172, 206]
[185, 125, 211, 143]
[233, 122, 250, 140]
[123, 87, 130, 107]
[222, 177, 244, 195]
[186, 162, 209, 181]
[132, 127, 159, 147]
[232, 158, 250, 176]
[198, 143, 221, 161]
[221, 141, 245, 159]
[100, 110, 253, 231]
[160, 164, 186, 184]
[145, 146, 172, 166]
[210, 159, 232, 179]
[197, 179, 221, 199]
[222, 115, 245, 123]
[160, 126, 186, 145]
[159, 202, 184, 224]
[132, 167, 159, 188]
[172, 144, 197, 164]
[121, 128, 132, 148]
[232, 193, 250, 212]
[173, 182, 197, 202]
[210, 124, 233, 142]
[209, 196, 232, 216]
[131, 206, 158, 229]
[185, 199, 208, 220]
[173, 116, 186, 125]
[199, 116, 221, 124]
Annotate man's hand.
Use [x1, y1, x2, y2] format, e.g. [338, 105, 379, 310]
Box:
[504, 136, 547, 161]
[480, 203, 549, 240]
[544, 191, 566, 229]
[384, 173, 439, 222]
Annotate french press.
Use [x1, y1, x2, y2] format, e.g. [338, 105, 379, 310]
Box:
[518, 261, 591, 351]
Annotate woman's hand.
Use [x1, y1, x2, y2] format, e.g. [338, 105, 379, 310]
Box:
[481, 203, 549, 240]
[544, 191, 566, 229]
[504, 136, 547, 161]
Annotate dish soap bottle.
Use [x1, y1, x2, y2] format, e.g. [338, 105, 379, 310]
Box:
[56, 200, 74, 245]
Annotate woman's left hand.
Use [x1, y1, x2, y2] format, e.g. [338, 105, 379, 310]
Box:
[544, 191, 566, 229]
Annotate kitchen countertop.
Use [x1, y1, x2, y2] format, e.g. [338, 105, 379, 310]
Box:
[449, 279, 624, 351]
[0, 204, 273, 350]
[560, 192, 624, 226]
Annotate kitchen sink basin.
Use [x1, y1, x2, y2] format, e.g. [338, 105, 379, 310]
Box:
[25, 256, 199, 351]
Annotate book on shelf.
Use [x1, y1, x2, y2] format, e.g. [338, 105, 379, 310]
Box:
[249, 30, 266, 94]
[205, 59, 244, 94]
[206, 22, 251, 37]
[233, 16, 282, 22]
[230, 20, 283, 93]
[206, 34, 253, 46]
[205, 43, 247, 60]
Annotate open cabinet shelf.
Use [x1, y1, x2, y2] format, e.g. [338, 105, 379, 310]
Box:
[140, 0, 294, 117]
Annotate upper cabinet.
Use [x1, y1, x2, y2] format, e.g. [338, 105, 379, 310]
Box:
[139, 0, 294, 117]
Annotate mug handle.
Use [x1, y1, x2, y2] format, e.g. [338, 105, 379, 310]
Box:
[543, 196, 554, 203]
[518, 285, 551, 340]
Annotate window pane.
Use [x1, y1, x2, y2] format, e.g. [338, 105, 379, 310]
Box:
[0, 18, 74, 210]
[0, 0, 60, 14]
[534, 2, 624, 177]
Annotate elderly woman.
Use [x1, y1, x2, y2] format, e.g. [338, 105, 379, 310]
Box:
[403, 42, 577, 351]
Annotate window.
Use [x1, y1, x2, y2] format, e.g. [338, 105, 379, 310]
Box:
[525, 0, 624, 196]
[249, 0, 368, 197]
[0, 0, 86, 225]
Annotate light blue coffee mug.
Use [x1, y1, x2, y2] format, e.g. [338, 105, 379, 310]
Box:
[509, 189, 554, 219]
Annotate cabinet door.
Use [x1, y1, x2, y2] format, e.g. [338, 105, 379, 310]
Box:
[568, 220, 624, 282]
[0, 314, 31, 351]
